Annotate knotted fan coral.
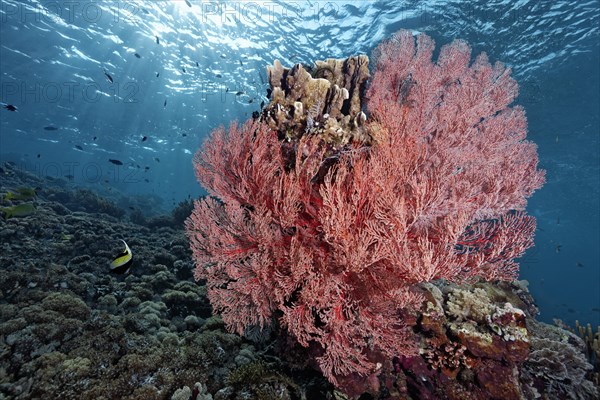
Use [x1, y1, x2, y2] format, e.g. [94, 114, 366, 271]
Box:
[186, 30, 545, 386]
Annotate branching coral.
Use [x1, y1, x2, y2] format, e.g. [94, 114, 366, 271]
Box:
[186, 30, 545, 387]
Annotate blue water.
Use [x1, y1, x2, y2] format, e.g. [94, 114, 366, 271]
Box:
[1, 0, 598, 327]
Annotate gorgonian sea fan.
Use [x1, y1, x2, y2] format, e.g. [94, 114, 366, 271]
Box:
[185, 30, 545, 384]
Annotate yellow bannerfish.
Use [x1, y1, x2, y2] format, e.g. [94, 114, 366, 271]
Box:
[110, 239, 133, 274]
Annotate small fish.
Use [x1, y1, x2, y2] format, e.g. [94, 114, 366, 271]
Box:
[110, 239, 133, 274]
[156, 72, 160, 78]
[3, 187, 37, 201]
[2, 104, 17, 111]
[1, 203, 35, 220]
[576, 262, 584, 268]
[103, 69, 114, 83]
[182, 67, 186, 73]
[239, 59, 243, 66]
[144, 178, 150, 183]
[156, 36, 160, 44]
[181, 133, 187, 137]
[164, 98, 167, 107]
[37, 154, 41, 158]
[555, 244, 562, 253]
[248, 99, 253, 104]
[43, 126, 58, 131]
[60, 233, 73, 241]
[144, 166, 150, 171]
[141, 136, 148, 142]
[215, 73, 222, 78]
[154, 157, 160, 163]
[134, 53, 141, 58]
[74, 145, 83, 151]
[235, 91, 245, 96]
[220, 54, 226, 59]
[93, 136, 97, 141]
[196, 61, 199, 67]
[184, 0, 192, 7]
[108, 159, 123, 165]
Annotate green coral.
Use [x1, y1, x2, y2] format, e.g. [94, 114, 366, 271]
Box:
[41, 292, 90, 320]
[227, 360, 299, 400]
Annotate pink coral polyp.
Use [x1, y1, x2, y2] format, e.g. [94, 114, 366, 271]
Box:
[185, 30, 544, 385]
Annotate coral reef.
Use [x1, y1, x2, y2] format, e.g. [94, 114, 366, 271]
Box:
[0, 160, 596, 399]
[327, 281, 598, 399]
[44, 188, 126, 219]
[0, 161, 333, 399]
[186, 29, 546, 386]
[131, 199, 194, 230]
[1, 29, 597, 400]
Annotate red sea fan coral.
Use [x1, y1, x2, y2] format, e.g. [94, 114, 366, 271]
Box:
[186, 30, 545, 386]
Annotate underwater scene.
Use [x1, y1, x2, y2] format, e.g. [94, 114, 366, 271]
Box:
[0, 1, 598, 399]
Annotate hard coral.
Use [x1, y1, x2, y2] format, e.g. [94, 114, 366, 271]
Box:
[186, 30, 545, 388]
[264, 55, 370, 145]
[522, 320, 600, 399]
